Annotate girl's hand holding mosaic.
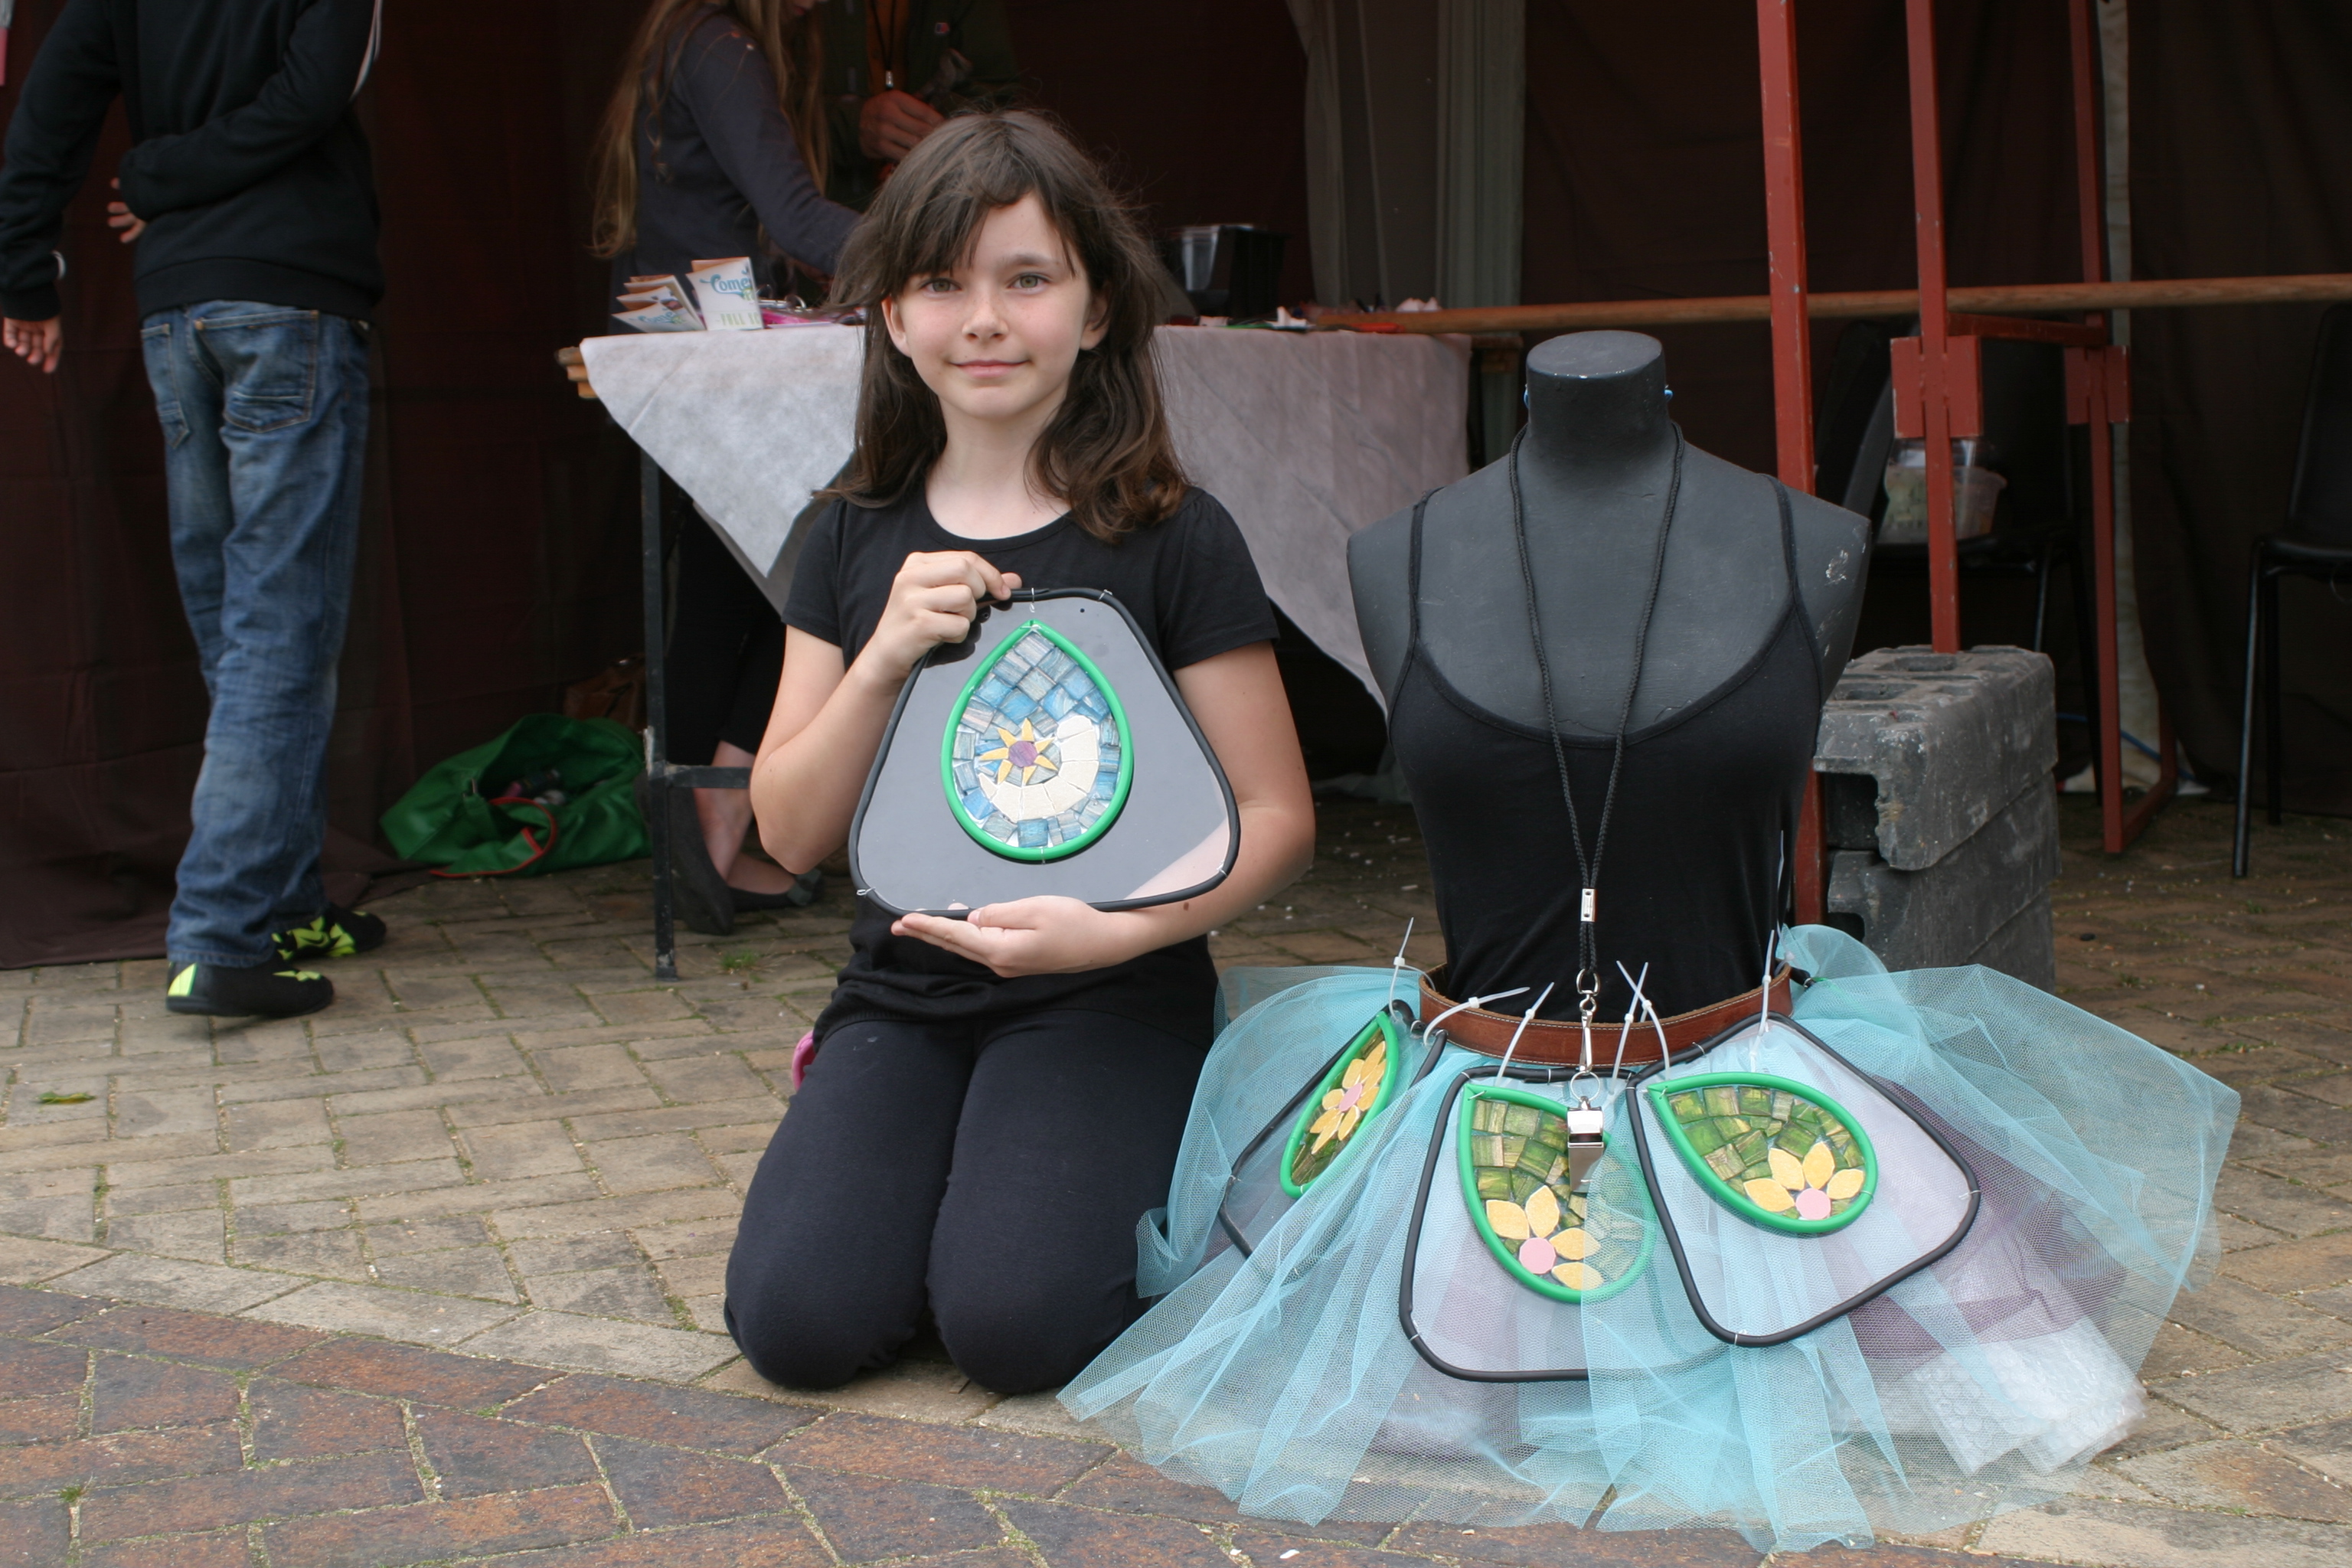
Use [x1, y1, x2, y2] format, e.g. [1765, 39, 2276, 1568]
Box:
[893, 895, 1152, 976]
[855, 550, 1021, 684]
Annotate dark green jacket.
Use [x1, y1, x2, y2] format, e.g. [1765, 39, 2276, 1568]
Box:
[819, 0, 1020, 211]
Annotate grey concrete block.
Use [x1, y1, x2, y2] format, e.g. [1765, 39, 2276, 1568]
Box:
[1815, 645, 2057, 871]
[1965, 890, 2056, 990]
[1826, 778, 2059, 985]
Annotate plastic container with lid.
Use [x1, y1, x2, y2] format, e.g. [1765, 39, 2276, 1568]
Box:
[1880, 438, 2005, 545]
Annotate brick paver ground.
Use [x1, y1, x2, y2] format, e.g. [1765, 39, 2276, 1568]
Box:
[1, 792, 2347, 1566]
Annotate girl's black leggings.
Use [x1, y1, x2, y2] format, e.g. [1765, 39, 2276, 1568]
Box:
[724, 1007, 1206, 1395]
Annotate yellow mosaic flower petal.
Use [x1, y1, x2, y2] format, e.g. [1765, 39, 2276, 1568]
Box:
[1553, 1260, 1603, 1291]
[1485, 1199, 1530, 1240]
[1556, 1226, 1597, 1259]
[1802, 1140, 1837, 1191]
[1769, 1146, 1806, 1191]
[1746, 1178, 1798, 1214]
[1824, 1166, 1867, 1201]
[1524, 1184, 1560, 1238]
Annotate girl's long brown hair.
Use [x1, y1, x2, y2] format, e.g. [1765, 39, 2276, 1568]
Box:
[829, 111, 1187, 544]
[589, 0, 828, 260]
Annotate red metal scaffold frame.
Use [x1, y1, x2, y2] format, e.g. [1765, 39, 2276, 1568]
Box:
[1767, 0, 2175, 924]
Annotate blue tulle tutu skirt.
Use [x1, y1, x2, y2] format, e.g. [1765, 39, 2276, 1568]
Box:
[1061, 926, 2237, 1552]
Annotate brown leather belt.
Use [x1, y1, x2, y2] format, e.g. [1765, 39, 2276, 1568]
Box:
[1419, 965, 1795, 1067]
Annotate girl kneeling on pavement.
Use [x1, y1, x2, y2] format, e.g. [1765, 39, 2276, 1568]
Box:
[724, 111, 1315, 1394]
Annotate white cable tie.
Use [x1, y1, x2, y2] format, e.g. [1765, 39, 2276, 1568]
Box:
[1386, 916, 1416, 1008]
[1423, 984, 1528, 1044]
[1642, 990, 1673, 1067]
[1612, 960, 1651, 1083]
[1494, 982, 1555, 1082]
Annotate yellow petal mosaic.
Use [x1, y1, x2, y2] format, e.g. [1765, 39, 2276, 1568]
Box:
[1458, 1083, 1650, 1303]
[1282, 1006, 1410, 1196]
[1649, 1072, 1879, 1235]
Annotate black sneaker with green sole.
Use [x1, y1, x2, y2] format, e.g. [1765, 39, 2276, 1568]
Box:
[271, 903, 387, 962]
[165, 962, 335, 1018]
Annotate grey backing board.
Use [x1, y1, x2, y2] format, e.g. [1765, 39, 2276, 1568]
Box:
[850, 590, 1237, 916]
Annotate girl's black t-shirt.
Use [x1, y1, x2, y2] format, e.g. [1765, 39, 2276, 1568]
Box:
[783, 485, 1279, 1046]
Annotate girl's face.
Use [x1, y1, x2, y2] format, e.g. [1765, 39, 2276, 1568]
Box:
[883, 194, 1107, 438]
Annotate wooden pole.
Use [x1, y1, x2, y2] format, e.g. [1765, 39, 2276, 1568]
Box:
[1756, 0, 1815, 495]
[1313, 272, 2352, 337]
[2069, 0, 2125, 849]
[1754, 0, 1828, 926]
[1903, 0, 1962, 654]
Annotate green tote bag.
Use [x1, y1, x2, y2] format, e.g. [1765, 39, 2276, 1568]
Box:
[381, 714, 648, 877]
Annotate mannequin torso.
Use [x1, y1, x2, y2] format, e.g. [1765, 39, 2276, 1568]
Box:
[1347, 332, 1872, 1017]
[1351, 332, 1868, 727]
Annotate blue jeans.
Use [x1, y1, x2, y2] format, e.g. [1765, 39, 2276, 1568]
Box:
[139, 302, 371, 969]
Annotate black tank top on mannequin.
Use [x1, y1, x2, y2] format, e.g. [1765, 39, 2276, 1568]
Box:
[1389, 484, 1822, 1021]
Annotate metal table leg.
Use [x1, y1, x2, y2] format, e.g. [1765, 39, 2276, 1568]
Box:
[642, 449, 679, 981]
[639, 447, 753, 983]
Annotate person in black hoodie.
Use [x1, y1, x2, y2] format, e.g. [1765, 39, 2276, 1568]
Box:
[0, 0, 388, 1019]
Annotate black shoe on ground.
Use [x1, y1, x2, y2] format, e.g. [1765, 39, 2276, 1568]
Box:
[165, 961, 334, 1018]
[272, 903, 387, 962]
[732, 867, 824, 912]
[634, 772, 734, 936]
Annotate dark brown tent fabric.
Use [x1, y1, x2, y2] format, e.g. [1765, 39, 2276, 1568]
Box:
[2129, 3, 2352, 811]
[1004, 1, 1314, 308]
[0, 0, 652, 969]
[1520, 2, 2081, 516]
[0, 0, 1308, 969]
[1518, 0, 2100, 757]
[1518, 1, 2352, 808]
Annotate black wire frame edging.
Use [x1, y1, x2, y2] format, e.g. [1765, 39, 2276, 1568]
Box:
[1396, 1060, 1671, 1385]
[1623, 1011, 1984, 1349]
[1213, 1001, 1426, 1259]
[846, 587, 1240, 919]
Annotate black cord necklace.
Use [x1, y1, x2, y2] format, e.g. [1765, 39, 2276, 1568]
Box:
[1506, 423, 1685, 1028]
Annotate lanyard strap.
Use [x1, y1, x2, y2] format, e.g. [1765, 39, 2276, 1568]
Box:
[1507, 424, 1684, 1027]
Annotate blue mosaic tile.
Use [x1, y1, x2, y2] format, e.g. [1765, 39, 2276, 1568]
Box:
[944, 623, 1131, 860]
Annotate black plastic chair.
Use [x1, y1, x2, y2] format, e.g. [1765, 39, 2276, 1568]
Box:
[2234, 303, 2352, 877]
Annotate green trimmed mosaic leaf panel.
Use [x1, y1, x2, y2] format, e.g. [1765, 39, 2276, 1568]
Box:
[941, 622, 1132, 861]
[1280, 1008, 1406, 1196]
[1458, 1085, 1649, 1303]
[1646, 1071, 1878, 1235]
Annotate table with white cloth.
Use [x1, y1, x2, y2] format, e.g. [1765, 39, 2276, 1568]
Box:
[574, 324, 1471, 975]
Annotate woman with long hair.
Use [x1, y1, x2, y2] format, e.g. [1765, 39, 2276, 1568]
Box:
[591, 0, 860, 930]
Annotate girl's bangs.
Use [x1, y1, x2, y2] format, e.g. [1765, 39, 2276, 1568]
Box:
[887, 133, 1086, 288]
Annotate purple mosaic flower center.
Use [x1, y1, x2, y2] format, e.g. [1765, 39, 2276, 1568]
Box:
[1008, 739, 1040, 768]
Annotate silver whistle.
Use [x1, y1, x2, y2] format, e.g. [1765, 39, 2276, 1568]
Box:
[1565, 1097, 1607, 1192]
